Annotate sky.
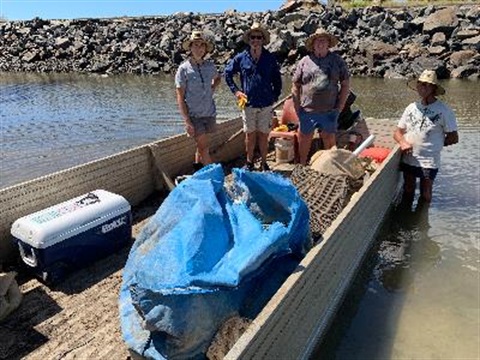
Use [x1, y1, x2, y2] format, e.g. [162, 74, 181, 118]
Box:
[0, 0, 285, 21]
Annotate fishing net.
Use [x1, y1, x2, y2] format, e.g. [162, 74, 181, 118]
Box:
[290, 166, 352, 242]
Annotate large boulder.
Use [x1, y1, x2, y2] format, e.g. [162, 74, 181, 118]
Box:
[402, 43, 424, 60]
[364, 40, 398, 64]
[279, 0, 324, 13]
[410, 56, 449, 78]
[423, 7, 458, 35]
[462, 35, 480, 51]
[465, 5, 480, 25]
[431, 32, 446, 46]
[450, 50, 476, 67]
[450, 64, 478, 79]
[455, 29, 480, 40]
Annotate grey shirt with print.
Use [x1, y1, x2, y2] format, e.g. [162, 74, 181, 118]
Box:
[175, 59, 218, 118]
[293, 53, 349, 113]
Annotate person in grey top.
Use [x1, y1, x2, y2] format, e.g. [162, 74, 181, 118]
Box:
[292, 28, 350, 165]
[175, 31, 221, 170]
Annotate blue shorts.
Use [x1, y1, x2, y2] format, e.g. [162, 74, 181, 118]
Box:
[400, 163, 438, 181]
[299, 110, 339, 135]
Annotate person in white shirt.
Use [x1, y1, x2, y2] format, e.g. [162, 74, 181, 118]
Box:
[394, 69, 459, 206]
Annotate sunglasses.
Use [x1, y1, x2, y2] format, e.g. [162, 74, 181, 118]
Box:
[250, 35, 263, 40]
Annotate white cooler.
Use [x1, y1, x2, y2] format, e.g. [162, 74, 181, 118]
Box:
[11, 189, 132, 284]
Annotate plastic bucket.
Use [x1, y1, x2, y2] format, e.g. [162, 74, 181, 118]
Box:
[275, 138, 294, 164]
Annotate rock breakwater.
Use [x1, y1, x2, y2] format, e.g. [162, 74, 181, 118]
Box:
[0, 4, 478, 79]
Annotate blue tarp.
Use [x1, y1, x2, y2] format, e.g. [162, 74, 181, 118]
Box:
[119, 164, 310, 359]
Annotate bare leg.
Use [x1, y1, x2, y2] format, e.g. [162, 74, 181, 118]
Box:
[419, 178, 433, 203]
[258, 132, 269, 164]
[245, 132, 256, 163]
[195, 133, 212, 165]
[298, 131, 314, 165]
[401, 171, 416, 208]
[321, 132, 336, 149]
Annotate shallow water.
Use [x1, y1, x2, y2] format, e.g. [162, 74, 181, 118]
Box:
[315, 79, 480, 359]
[0, 72, 239, 188]
[319, 127, 480, 360]
[1, 73, 479, 359]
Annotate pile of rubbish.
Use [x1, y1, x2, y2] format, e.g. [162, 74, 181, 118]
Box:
[294, 121, 395, 240]
[119, 164, 310, 359]
[290, 148, 368, 241]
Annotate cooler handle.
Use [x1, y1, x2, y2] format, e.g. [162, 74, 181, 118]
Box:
[18, 243, 38, 267]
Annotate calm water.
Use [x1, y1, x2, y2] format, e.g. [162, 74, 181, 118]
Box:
[316, 79, 480, 359]
[0, 72, 240, 189]
[1, 73, 479, 359]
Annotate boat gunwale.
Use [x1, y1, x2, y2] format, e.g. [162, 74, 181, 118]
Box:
[0, 116, 245, 264]
[226, 144, 401, 359]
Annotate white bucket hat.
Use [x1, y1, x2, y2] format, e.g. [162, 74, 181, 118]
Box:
[182, 31, 214, 53]
[242, 23, 271, 45]
[305, 28, 339, 51]
[407, 69, 446, 95]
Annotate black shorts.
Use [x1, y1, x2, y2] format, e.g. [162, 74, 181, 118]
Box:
[191, 116, 216, 135]
[400, 163, 438, 181]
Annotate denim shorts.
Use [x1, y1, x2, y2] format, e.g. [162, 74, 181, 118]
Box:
[400, 163, 439, 181]
[299, 110, 339, 135]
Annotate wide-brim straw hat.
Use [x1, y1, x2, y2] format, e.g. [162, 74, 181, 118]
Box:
[242, 23, 271, 45]
[407, 69, 446, 95]
[305, 28, 339, 52]
[182, 31, 214, 53]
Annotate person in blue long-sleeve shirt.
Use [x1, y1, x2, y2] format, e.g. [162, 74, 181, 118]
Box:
[224, 23, 282, 171]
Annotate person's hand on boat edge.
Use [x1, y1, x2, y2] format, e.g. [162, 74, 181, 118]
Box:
[401, 144, 413, 155]
[396, 136, 413, 155]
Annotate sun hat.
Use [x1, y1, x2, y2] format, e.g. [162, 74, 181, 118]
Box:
[182, 31, 214, 53]
[407, 69, 446, 95]
[305, 28, 339, 51]
[242, 23, 271, 45]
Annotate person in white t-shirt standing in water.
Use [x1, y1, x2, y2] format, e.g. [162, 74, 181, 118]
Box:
[394, 69, 459, 207]
[175, 31, 221, 171]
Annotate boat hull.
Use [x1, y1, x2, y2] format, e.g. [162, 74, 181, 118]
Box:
[0, 117, 401, 360]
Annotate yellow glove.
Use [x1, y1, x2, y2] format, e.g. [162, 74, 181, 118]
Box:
[237, 95, 248, 110]
[273, 125, 289, 132]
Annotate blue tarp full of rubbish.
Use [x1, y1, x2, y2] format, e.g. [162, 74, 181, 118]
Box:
[119, 164, 310, 359]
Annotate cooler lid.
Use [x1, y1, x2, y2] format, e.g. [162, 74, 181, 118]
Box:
[11, 189, 131, 248]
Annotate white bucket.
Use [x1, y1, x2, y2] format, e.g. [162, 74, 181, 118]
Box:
[275, 138, 294, 164]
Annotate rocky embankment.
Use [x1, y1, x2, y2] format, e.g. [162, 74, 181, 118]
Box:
[0, 3, 479, 79]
